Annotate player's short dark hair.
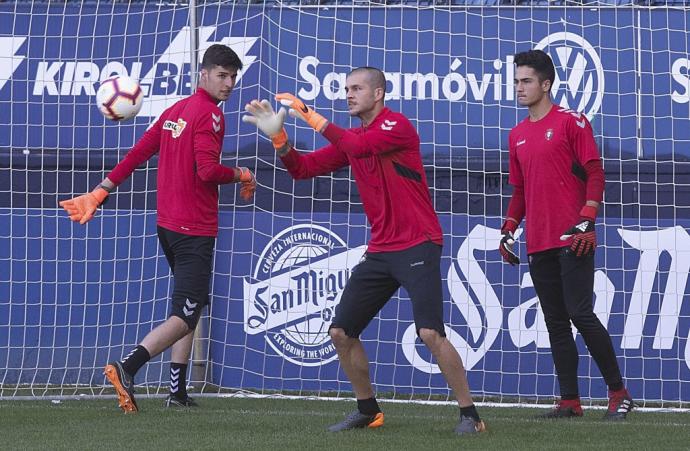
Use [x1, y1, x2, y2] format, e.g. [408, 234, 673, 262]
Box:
[201, 44, 243, 71]
[514, 49, 555, 88]
[348, 67, 386, 93]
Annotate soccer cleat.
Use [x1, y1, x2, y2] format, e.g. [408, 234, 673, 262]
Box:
[327, 410, 384, 432]
[537, 399, 584, 419]
[164, 394, 199, 408]
[104, 361, 139, 413]
[604, 388, 634, 421]
[454, 415, 486, 435]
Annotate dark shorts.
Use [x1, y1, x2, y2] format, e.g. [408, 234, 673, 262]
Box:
[157, 226, 215, 329]
[330, 241, 446, 338]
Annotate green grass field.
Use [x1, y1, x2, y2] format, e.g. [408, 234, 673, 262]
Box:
[2, 396, 689, 450]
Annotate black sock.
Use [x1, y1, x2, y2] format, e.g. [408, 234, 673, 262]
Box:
[357, 397, 381, 415]
[460, 404, 480, 422]
[120, 345, 150, 377]
[608, 381, 624, 392]
[561, 394, 580, 400]
[170, 363, 188, 399]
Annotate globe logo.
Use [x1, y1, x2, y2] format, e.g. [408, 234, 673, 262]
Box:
[243, 224, 366, 366]
[535, 32, 604, 121]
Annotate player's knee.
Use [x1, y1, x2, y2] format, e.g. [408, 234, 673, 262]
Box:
[171, 296, 204, 330]
[543, 314, 571, 333]
[171, 311, 199, 330]
[570, 312, 602, 333]
[419, 328, 443, 349]
[329, 327, 351, 349]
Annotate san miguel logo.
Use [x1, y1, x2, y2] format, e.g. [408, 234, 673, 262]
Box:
[243, 225, 366, 366]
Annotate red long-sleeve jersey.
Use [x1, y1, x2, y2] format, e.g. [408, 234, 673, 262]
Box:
[508, 104, 603, 254]
[280, 107, 443, 252]
[107, 88, 237, 236]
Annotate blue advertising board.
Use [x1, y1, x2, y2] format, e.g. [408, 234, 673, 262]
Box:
[2, 5, 690, 162]
[2, 210, 690, 401]
[1, 5, 690, 402]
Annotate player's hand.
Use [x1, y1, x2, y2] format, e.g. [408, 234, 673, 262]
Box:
[499, 220, 520, 265]
[237, 167, 256, 201]
[560, 219, 596, 257]
[242, 99, 289, 149]
[499, 230, 520, 266]
[59, 187, 109, 224]
[275, 93, 328, 133]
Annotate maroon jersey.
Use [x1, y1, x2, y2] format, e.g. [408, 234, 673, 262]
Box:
[107, 88, 236, 236]
[280, 107, 443, 252]
[508, 104, 601, 254]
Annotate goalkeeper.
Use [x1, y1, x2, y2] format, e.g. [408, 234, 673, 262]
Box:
[500, 49, 633, 420]
[243, 67, 485, 435]
[59, 45, 255, 413]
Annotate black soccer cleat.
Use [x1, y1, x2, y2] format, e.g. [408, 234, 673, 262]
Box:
[328, 410, 384, 432]
[537, 399, 583, 419]
[164, 394, 199, 408]
[104, 361, 138, 413]
[604, 389, 634, 421]
[454, 415, 486, 435]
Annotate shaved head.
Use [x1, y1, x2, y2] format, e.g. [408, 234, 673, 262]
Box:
[348, 67, 386, 93]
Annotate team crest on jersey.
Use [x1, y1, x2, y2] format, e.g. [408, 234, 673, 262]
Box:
[243, 225, 366, 366]
[545, 129, 554, 141]
[163, 118, 187, 138]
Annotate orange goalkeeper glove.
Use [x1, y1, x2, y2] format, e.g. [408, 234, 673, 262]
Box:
[275, 93, 328, 133]
[237, 167, 256, 201]
[59, 186, 109, 224]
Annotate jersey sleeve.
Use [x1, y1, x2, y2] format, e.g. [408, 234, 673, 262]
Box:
[107, 115, 163, 186]
[280, 143, 350, 179]
[194, 108, 236, 184]
[507, 129, 524, 188]
[567, 113, 601, 165]
[322, 114, 418, 158]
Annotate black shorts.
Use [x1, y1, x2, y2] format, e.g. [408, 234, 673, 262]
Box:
[157, 226, 215, 329]
[330, 241, 446, 338]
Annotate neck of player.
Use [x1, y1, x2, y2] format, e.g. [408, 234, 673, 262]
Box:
[528, 96, 553, 122]
[359, 103, 385, 127]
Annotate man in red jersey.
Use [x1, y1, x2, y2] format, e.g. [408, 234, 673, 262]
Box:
[59, 45, 255, 413]
[500, 49, 633, 420]
[242, 67, 485, 435]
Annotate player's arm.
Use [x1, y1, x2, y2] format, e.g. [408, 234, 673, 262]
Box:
[194, 110, 256, 201]
[499, 134, 525, 265]
[500, 184, 525, 266]
[242, 99, 348, 179]
[59, 118, 163, 224]
[559, 114, 605, 256]
[275, 93, 413, 158]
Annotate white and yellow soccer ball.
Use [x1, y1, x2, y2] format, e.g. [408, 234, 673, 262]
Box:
[96, 76, 143, 121]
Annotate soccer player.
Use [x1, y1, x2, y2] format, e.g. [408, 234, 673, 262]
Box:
[500, 49, 633, 420]
[59, 44, 255, 413]
[242, 67, 485, 435]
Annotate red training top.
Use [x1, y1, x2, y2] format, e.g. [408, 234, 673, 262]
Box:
[107, 88, 236, 237]
[508, 104, 602, 254]
[280, 107, 443, 252]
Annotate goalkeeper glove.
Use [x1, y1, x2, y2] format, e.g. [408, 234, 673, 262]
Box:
[275, 93, 328, 133]
[241, 99, 289, 152]
[499, 220, 520, 266]
[237, 167, 256, 201]
[560, 205, 597, 257]
[59, 186, 109, 224]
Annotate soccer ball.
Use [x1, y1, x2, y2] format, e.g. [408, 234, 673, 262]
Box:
[96, 76, 143, 121]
